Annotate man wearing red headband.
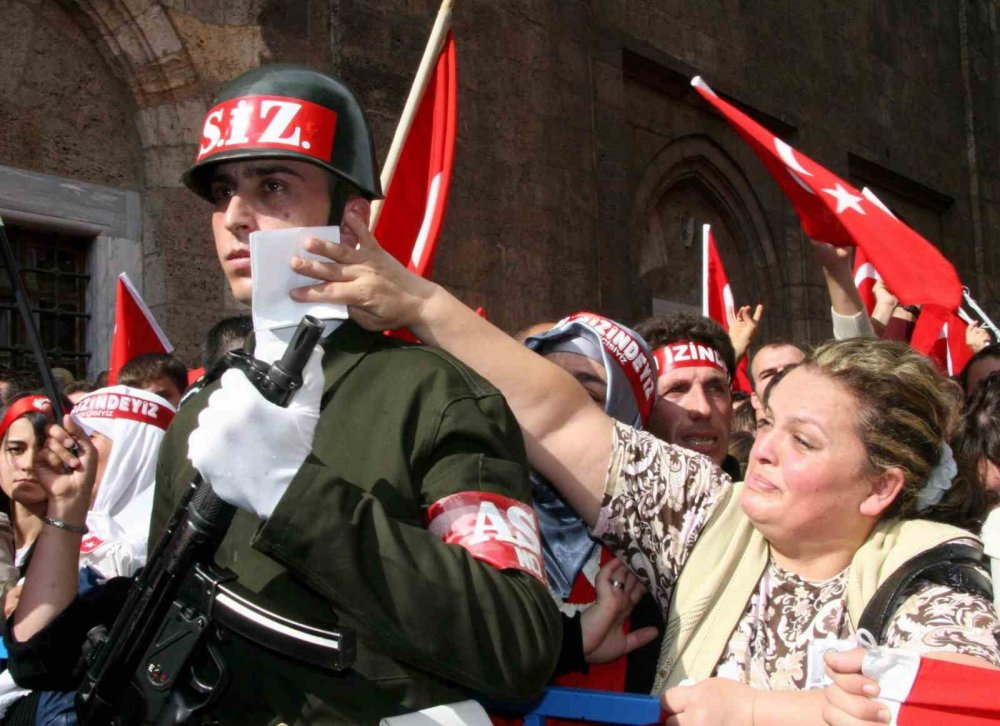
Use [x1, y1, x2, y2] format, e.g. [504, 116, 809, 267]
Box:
[635, 311, 740, 477]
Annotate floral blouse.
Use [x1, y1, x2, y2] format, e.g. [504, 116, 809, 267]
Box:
[593, 422, 1000, 691]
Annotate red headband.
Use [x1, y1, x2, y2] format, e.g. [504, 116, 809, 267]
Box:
[196, 95, 338, 165]
[0, 395, 51, 441]
[562, 313, 656, 424]
[654, 341, 730, 380]
[72, 391, 174, 431]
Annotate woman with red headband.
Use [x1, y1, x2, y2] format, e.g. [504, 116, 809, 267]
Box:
[0, 393, 57, 610]
[0, 392, 60, 721]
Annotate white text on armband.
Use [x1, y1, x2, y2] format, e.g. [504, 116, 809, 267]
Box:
[425, 492, 547, 584]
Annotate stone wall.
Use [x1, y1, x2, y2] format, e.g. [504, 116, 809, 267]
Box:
[0, 0, 997, 370]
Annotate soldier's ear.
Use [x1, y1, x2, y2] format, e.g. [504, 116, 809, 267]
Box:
[343, 196, 370, 226]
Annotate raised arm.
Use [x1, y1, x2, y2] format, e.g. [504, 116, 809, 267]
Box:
[290, 213, 615, 525]
[13, 416, 97, 641]
[810, 240, 876, 340]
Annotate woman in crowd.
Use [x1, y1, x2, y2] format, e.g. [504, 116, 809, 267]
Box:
[0, 392, 55, 722]
[284, 214, 1000, 722]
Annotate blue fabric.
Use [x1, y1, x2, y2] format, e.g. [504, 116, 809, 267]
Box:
[532, 473, 597, 600]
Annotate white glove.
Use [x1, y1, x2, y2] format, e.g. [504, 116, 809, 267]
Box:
[187, 346, 325, 519]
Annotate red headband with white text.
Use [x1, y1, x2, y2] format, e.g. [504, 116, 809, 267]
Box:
[0, 395, 51, 441]
[196, 95, 338, 165]
[72, 390, 174, 431]
[653, 341, 730, 380]
[559, 313, 656, 425]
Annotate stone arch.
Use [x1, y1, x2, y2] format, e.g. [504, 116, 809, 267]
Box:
[629, 134, 787, 330]
[60, 0, 201, 108]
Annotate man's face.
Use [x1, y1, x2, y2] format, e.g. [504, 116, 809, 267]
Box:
[544, 352, 607, 407]
[138, 376, 183, 409]
[647, 365, 733, 463]
[750, 344, 805, 410]
[209, 159, 333, 304]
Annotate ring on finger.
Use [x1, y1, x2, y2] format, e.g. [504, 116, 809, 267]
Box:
[610, 579, 625, 590]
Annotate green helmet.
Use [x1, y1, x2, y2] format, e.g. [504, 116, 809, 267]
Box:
[183, 64, 382, 201]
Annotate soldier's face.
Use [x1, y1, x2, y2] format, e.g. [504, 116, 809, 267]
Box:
[209, 159, 332, 304]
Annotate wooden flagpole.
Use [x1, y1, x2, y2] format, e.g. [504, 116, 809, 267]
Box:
[370, 0, 453, 229]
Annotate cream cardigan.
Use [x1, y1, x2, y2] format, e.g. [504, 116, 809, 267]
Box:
[652, 481, 977, 692]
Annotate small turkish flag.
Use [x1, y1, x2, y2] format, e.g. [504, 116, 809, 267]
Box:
[910, 304, 972, 376]
[374, 31, 457, 278]
[702, 225, 752, 393]
[108, 273, 172, 384]
[864, 647, 1000, 724]
[692, 77, 961, 310]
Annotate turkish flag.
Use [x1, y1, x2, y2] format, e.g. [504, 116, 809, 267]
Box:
[910, 304, 972, 376]
[692, 77, 961, 310]
[853, 245, 882, 316]
[373, 31, 457, 278]
[864, 648, 1000, 724]
[702, 225, 753, 393]
[108, 273, 172, 384]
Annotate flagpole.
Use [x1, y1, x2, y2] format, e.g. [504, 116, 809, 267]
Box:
[370, 0, 453, 229]
[701, 224, 710, 318]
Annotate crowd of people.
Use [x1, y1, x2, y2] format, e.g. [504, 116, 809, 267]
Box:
[0, 62, 994, 725]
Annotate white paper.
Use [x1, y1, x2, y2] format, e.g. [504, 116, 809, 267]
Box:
[250, 226, 347, 331]
[379, 701, 492, 726]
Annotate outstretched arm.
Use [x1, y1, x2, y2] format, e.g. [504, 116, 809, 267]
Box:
[290, 213, 614, 526]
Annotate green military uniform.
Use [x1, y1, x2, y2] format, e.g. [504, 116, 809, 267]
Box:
[152, 321, 561, 724]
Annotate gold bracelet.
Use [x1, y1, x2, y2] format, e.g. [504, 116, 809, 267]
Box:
[42, 516, 88, 535]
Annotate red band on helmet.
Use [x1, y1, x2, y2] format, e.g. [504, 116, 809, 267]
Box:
[72, 393, 174, 430]
[0, 395, 51, 441]
[195, 95, 338, 165]
[561, 313, 656, 424]
[654, 342, 729, 380]
[426, 492, 547, 584]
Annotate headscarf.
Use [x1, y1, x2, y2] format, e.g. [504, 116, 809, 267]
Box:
[71, 385, 175, 577]
[525, 313, 655, 598]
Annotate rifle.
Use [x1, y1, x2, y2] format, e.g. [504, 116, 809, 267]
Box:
[76, 315, 356, 725]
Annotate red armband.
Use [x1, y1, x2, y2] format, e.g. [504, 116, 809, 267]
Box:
[426, 492, 547, 584]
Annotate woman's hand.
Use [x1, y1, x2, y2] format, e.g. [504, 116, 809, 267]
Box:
[661, 678, 756, 725]
[580, 558, 658, 664]
[289, 212, 439, 332]
[822, 647, 891, 725]
[34, 415, 98, 523]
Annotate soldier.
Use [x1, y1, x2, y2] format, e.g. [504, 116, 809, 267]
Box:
[9, 65, 560, 723]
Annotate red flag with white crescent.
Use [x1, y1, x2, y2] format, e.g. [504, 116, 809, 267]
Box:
[853, 245, 882, 317]
[108, 273, 172, 385]
[374, 31, 457, 278]
[702, 225, 752, 393]
[691, 77, 961, 310]
[910, 304, 972, 376]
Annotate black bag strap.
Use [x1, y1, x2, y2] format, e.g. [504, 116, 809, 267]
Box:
[858, 542, 994, 644]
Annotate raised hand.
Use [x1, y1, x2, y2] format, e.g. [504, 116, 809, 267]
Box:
[580, 558, 658, 664]
[34, 415, 99, 516]
[727, 304, 763, 361]
[289, 212, 439, 333]
[966, 321, 992, 353]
